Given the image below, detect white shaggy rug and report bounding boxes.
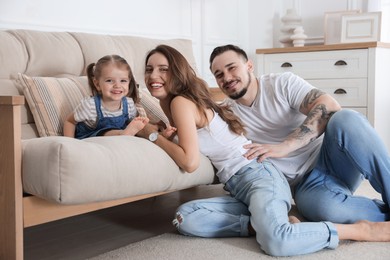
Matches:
[88,232,389,260]
[89,181,389,260]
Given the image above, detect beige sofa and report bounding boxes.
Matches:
[0,29,216,259]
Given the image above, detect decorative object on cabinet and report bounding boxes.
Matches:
[290,26,307,47]
[324,10,361,44]
[340,12,382,43]
[256,42,390,152]
[279,8,302,47]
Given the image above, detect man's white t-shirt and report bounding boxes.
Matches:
[226,72,322,186]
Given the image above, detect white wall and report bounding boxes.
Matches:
[0,0,387,87]
[0,0,193,37]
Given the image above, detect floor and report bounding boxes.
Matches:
[24,184,227,260]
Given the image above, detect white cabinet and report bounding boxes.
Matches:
[256,42,390,151]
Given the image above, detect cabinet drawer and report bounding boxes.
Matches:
[351,107,367,116]
[262,49,368,79]
[308,79,367,107]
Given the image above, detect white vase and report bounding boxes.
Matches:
[290,26,307,47]
[279,8,302,47]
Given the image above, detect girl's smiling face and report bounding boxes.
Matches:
[94,63,130,107]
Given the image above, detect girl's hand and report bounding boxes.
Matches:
[123,117,149,136]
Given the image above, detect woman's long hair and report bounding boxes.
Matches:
[145,45,245,135]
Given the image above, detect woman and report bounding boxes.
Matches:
[137,44,390,257]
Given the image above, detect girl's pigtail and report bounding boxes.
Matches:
[86,63,97,96]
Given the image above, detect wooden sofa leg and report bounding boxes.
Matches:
[0,96,24,260]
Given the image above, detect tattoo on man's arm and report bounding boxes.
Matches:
[300,104,336,143]
[296,124,313,139]
[315,103,336,122]
[301,89,325,111]
[291,89,337,145]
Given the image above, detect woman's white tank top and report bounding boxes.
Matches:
[197,113,253,183]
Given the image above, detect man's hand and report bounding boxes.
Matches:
[243,142,292,162]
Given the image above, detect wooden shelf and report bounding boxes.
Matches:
[209,87,226,102]
[256,42,390,54]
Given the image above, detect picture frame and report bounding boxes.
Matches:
[324,10,361,45]
[340,12,382,43]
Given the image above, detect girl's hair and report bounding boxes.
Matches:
[86,54,139,103]
[145,45,245,135]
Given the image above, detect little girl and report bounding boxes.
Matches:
[63,54,149,139]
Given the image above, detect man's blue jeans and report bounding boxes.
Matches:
[174,161,338,256]
[295,109,390,223]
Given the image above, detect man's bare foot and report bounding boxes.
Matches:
[356,220,390,242]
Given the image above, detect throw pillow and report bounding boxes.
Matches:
[19,73,91,137]
[139,89,169,126]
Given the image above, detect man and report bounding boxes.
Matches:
[209,44,390,224]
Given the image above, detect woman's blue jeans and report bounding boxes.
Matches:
[295,109,390,223]
[174,161,338,256]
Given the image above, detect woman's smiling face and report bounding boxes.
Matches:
[145,52,170,100]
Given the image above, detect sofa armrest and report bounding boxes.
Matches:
[0,95,24,260]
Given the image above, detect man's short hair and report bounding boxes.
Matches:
[209,44,248,69]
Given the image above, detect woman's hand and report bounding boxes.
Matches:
[161,125,177,139]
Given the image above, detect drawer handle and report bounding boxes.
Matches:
[334,60,347,66]
[281,62,292,67]
[334,88,347,94]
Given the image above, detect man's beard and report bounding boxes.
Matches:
[228,72,251,100]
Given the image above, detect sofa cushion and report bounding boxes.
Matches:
[0,31,28,78]
[19,73,91,137]
[22,136,215,204]
[9,30,84,76]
